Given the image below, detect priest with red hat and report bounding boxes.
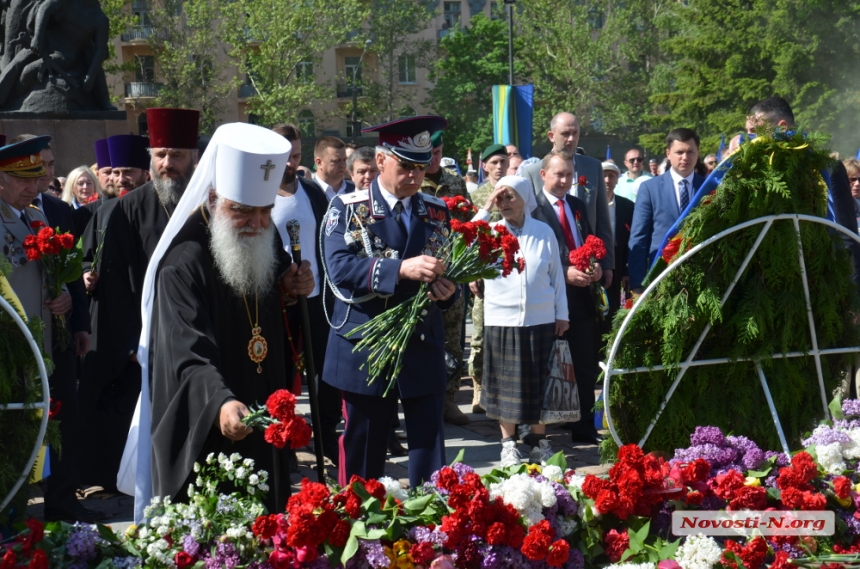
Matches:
[78,108,200,491]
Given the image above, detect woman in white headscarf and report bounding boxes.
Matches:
[469,175,568,467]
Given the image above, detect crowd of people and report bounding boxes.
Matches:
[2,95,859,525]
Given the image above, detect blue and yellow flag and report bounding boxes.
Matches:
[492,84,534,159]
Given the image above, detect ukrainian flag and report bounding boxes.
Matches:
[492,84,534,159]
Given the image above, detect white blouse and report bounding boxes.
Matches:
[472,211,568,327]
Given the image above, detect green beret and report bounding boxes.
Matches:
[430,130,444,148]
[481,143,506,161]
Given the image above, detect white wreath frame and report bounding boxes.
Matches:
[601,214,860,455]
[0,294,50,512]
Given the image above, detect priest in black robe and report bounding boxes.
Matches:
[146,123,311,513]
[79,110,201,490]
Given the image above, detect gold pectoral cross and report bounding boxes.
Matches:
[261,160,276,181]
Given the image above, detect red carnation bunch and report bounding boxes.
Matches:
[439,470,526,554]
[243,389,311,450]
[603,528,629,562]
[722,537,768,569]
[776,451,826,510]
[521,520,569,567]
[834,476,852,499]
[581,444,669,520]
[21,221,82,347]
[569,234,607,273]
[442,195,478,223]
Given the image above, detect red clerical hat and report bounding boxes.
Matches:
[146,108,200,149]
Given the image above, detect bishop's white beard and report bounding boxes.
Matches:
[209,208,278,297]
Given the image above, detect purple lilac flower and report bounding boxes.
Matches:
[480,545,506,569]
[182,534,201,557]
[714,463,746,476]
[769,540,804,559]
[727,435,765,471]
[834,419,860,429]
[451,462,475,478]
[409,526,434,543]
[490,546,530,569]
[69,561,87,569]
[701,495,727,510]
[361,540,389,569]
[840,510,860,536]
[206,542,240,569]
[552,482,577,517]
[112,557,141,569]
[565,548,585,569]
[843,399,860,418]
[66,523,105,560]
[673,444,738,469]
[689,426,728,447]
[802,426,852,447]
[764,451,790,467]
[652,501,674,537]
[248,563,274,569]
[306,556,330,569]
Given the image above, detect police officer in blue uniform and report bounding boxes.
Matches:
[321,116,458,487]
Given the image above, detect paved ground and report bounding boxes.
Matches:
[26,319,608,533]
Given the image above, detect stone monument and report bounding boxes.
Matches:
[0,0,127,169]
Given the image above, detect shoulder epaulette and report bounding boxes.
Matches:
[339,190,369,205]
[420,193,446,208]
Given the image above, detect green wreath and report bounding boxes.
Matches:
[602,131,860,460]
[0,257,58,527]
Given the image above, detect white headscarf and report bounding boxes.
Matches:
[495,174,537,214]
[116,123,291,523]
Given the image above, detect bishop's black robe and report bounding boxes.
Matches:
[78,183,174,489]
[150,207,293,513]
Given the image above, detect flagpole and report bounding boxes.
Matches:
[505,0,515,85]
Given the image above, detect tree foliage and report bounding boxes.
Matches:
[427,13,522,163]
[222,0,366,127]
[147,0,236,134]
[353,0,436,127]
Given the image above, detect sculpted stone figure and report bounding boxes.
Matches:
[0,0,115,112]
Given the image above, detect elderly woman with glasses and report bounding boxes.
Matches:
[469,175,569,467]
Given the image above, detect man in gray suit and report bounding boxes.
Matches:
[521,112,615,288]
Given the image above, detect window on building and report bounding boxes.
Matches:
[344,56,363,95]
[135,55,155,83]
[587,7,605,29]
[490,1,503,20]
[346,112,362,138]
[443,2,461,29]
[296,61,314,84]
[298,110,315,137]
[398,54,416,84]
[132,0,152,27]
[138,113,148,136]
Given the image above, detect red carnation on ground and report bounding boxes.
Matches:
[546,539,570,567]
[603,528,629,562]
[834,476,852,499]
[28,550,48,569]
[0,550,15,569]
[683,458,711,483]
[521,520,554,561]
[252,514,279,540]
[411,541,436,565]
[174,551,195,569]
[713,470,745,500]
[770,551,793,569]
[436,466,459,492]
[328,519,350,548]
[685,490,704,506]
[728,485,767,510]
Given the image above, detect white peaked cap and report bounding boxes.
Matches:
[213,123,291,207]
[117,122,291,523]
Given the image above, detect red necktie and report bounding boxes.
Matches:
[556,199,576,251]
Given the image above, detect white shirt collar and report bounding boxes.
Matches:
[377,182,413,213]
[669,168,694,188]
[314,174,347,198]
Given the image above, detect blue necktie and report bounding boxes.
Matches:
[679,179,689,211]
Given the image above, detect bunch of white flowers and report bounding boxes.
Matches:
[541,465,564,482]
[802,425,860,473]
[674,534,723,569]
[488,473,557,526]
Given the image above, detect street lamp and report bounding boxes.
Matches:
[504,0,515,85]
[351,38,372,141]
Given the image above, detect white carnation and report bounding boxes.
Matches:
[842,428,860,460]
[230,453,242,463]
[379,476,408,501]
[258,482,269,492]
[206,453,215,464]
[675,534,723,569]
[243,458,255,467]
[489,473,557,525]
[817,442,847,473]
[193,463,201,473]
[235,467,247,479]
[249,474,260,485]
[566,474,586,489]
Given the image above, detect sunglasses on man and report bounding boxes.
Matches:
[627,157,644,163]
[393,156,427,171]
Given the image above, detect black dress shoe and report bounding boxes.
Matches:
[569,432,603,446]
[44,502,112,524]
[388,435,408,457]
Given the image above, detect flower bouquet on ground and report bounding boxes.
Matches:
[347,217,523,396]
[21,221,82,348]
[242,389,312,450]
[569,234,609,319]
[123,452,272,568]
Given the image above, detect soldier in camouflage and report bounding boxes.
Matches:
[466,144,509,414]
[420,130,471,425]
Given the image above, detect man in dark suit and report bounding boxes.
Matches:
[521,112,615,291]
[532,151,603,445]
[628,128,705,291]
[601,160,634,328]
[321,116,458,487]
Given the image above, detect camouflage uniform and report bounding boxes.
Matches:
[420,168,470,402]
[466,180,502,409]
